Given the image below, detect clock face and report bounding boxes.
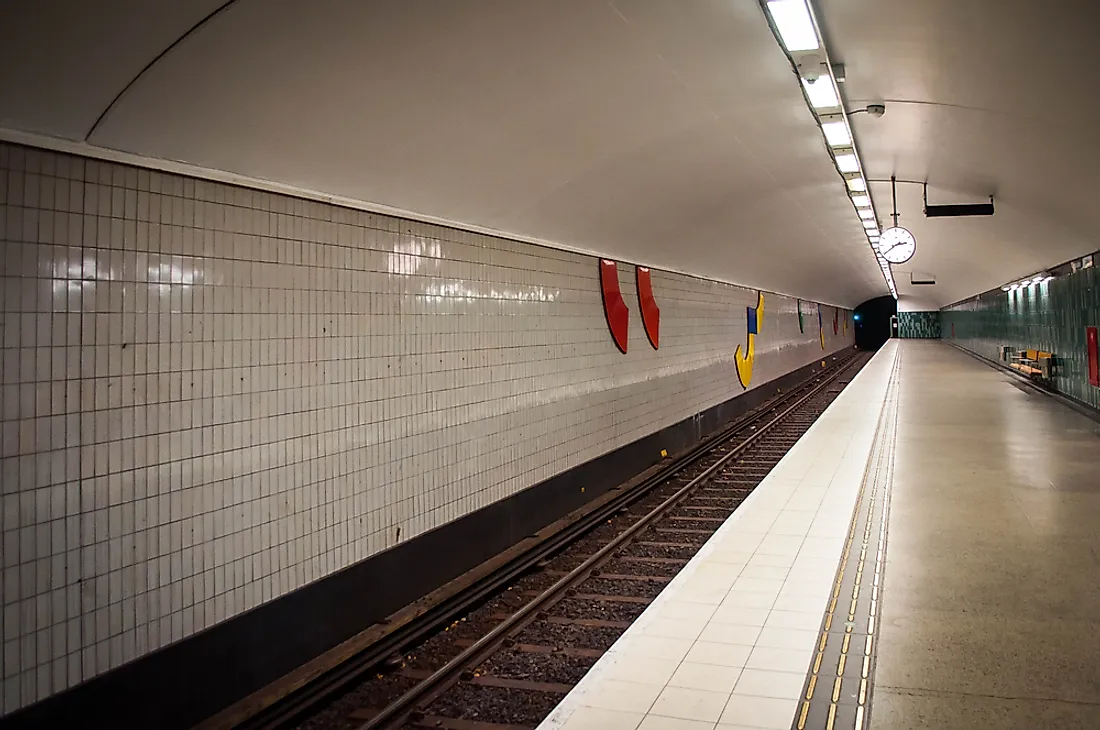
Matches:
[876,226,916,264]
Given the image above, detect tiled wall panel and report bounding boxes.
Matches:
[942,267,1100,410]
[0,142,853,714]
[898,311,941,338]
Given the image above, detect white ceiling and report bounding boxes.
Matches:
[821,0,1100,307]
[29,1,1100,309]
[0,0,890,307]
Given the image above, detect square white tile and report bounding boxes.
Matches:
[684,641,753,668]
[731,668,807,699]
[580,679,663,713]
[558,705,645,730]
[668,661,744,694]
[698,622,761,646]
[637,715,715,730]
[745,645,814,674]
[753,627,818,651]
[650,685,731,723]
[719,694,800,729]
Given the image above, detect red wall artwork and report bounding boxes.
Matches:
[1088,326,1099,387]
[600,259,629,353]
[636,266,660,349]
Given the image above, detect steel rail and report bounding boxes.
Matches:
[232,352,858,730]
[357,354,865,730]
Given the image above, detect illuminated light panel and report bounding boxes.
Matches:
[802,75,840,108]
[835,153,859,173]
[765,0,892,297]
[822,120,851,146]
[767,0,820,52]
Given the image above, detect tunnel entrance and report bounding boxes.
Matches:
[855,296,898,351]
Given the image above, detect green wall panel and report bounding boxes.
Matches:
[898,311,941,338]
[941,266,1100,410]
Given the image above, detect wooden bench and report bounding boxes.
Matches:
[1008,349,1053,379]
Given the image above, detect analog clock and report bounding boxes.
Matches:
[877,226,916,264]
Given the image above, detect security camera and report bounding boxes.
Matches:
[797,55,825,84]
[866,103,886,118]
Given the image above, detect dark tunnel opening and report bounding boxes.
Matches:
[854,295,898,351]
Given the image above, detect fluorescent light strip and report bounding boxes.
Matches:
[822,121,851,146]
[802,76,840,108]
[765,0,893,296]
[767,0,820,52]
[835,153,860,173]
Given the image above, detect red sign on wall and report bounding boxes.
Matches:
[1087,326,1099,387]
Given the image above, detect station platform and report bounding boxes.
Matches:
[536,341,1100,730]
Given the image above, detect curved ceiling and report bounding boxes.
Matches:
[11,1,1099,309]
[0,0,890,307]
[820,0,1100,307]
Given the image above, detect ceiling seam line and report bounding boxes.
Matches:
[83,0,244,142]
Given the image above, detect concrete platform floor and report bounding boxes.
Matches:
[872,341,1100,729]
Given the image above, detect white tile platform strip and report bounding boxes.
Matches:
[536,342,899,730]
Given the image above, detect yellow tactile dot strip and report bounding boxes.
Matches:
[794,355,899,730]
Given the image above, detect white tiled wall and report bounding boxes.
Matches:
[0,142,853,715]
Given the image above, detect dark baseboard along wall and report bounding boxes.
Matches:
[0,347,854,729]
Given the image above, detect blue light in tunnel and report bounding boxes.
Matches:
[853,314,861,321]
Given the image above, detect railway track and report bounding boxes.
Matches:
[236,350,871,730]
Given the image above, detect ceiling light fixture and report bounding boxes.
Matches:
[835,153,860,173]
[821,120,851,146]
[802,76,840,108]
[766,0,820,52]
[762,0,894,298]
